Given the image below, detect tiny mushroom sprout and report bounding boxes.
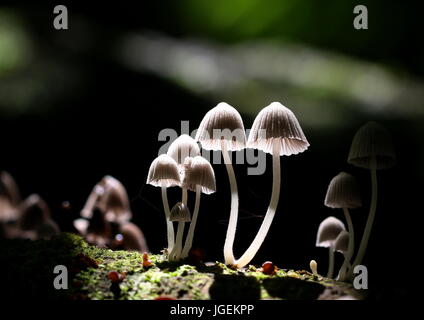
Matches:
[235,101,309,269]
[195,102,246,265]
[169,202,191,261]
[147,154,181,251]
[316,216,345,279]
[81,175,132,224]
[334,230,350,281]
[324,171,361,279]
[180,155,216,258]
[347,121,396,278]
[309,260,318,276]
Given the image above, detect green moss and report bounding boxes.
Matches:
[0,233,363,300]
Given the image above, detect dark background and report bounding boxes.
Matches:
[1,1,423,299]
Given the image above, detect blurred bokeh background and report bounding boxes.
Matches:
[1,1,422,299]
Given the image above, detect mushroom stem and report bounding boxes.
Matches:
[161,187,175,251]
[170,222,185,261]
[327,247,335,279]
[349,157,377,278]
[338,207,354,281]
[222,141,239,265]
[235,139,281,268]
[181,185,201,258]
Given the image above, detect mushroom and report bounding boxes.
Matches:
[195,102,246,265]
[334,230,350,281]
[324,172,361,278]
[82,208,112,248]
[309,260,318,276]
[235,102,309,268]
[81,176,132,224]
[180,156,216,258]
[147,154,181,251]
[115,222,149,252]
[0,171,22,222]
[316,216,345,279]
[347,121,396,276]
[168,202,191,261]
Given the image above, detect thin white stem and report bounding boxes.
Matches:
[235,140,281,269]
[348,157,377,279]
[181,185,201,258]
[339,207,355,281]
[327,247,335,279]
[161,187,175,251]
[170,221,185,261]
[338,254,349,281]
[222,141,239,265]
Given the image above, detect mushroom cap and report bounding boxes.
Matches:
[118,222,149,252]
[182,156,216,194]
[167,134,201,165]
[74,218,89,235]
[324,172,362,209]
[169,202,191,222]
[334,230,349,254]
[97,176,132,224]
[147,154,181,188]
[247,102,309,156]
[348,121,396,169]
[316,216,345,248]
[195,102,246,151]
[18,194,51,231]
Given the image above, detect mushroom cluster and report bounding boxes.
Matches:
[317,121,396,281]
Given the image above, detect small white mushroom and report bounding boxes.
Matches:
[316,216,345,279]
[195,102,246,265]
[147,154,181,251]
[309,259,318,276]
[235,102,309,268]
[169,202,191,261]
[347,121,396,278]
[180,156,216,258]
[325,172,361,280]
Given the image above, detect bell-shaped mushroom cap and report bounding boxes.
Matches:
[195,102,246,151]
[0,171,22,221]
[182,156,216,194]
[118,222,149,252]
[316,216,345,248]
[167,134,200,165]
[334,230,349,254]
[147,154,181,188]
[97,176,132,223]
[324,172,362,209]
[348,121,396,169]
[18,194,51,231]
[169,202,191,222]
[248,102,309,156]
[74,218,90,235]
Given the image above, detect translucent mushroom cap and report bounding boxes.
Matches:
[195,102,246,151]
[247,102,309,156]
[324,172,362,209]
[348,121,396,170]
[316,216,345,248]
[18,194,51,231]
[97,176,132,224]
[182,156,216,194]
[169,202,191,222]
[0,171,22,222]
[147,154,181,188]
[334,230,349,254]
[167,134,201,165]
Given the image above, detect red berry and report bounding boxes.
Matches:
[107,271,121,283]
[261,261,276,275]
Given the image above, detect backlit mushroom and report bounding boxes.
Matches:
[334,230,350,281]
[324,172,361,278]
[195,102,246,265]
[180,156,216,258]
[0,171,22,223]
[316,216,345,279]
[147,154,181,251]
[235,102,309,268]
[347,121,396,276]
[169,202,191,261]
